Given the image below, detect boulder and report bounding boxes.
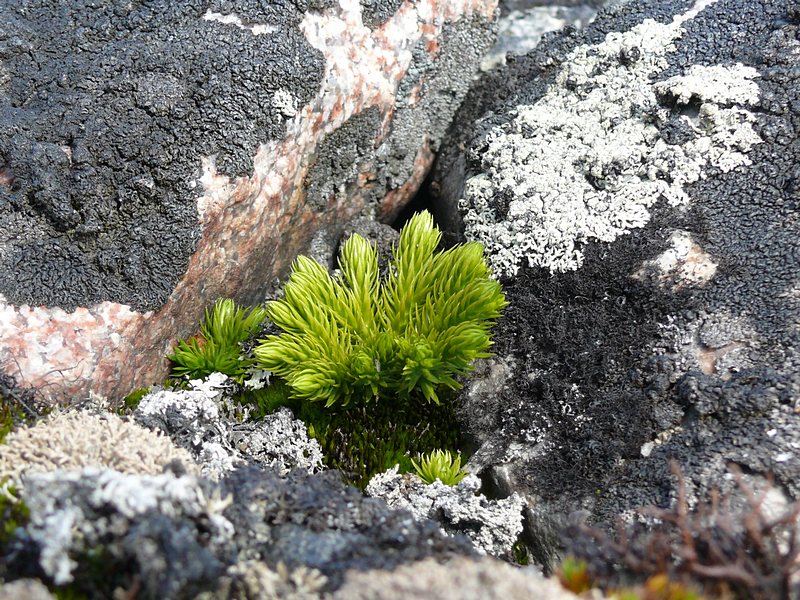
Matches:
[6,465,475,597]
[431,0,800,566]
[332,556,579,600]
[0,0,497,403]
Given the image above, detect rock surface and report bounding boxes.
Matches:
[431,0,800,567]
[366,467,525,558]
[134,373,324,479]
[6,466,475,597]
[332,556,580,600]
[0,0,498,403]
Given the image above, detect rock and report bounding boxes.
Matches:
[134,373,324,479]
[16,468,232,592]
[332,555,580,600]
[0,0,498,404]
[7,465,476,597]
[221,467,476,589]
[481,1,603,71]
[0,579,55,600]
[431,0,800,568]
[0,409,198,490]
[366,467,525,558]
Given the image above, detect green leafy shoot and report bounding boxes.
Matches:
[117,387,151,415]
[256,211,506,407]
[411,449,467,486]
[558,557,593,595]
[168,298,267,383]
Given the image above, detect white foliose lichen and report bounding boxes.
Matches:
[135,374,323,480]
[22,468,234,585]
[461,3,762,276]
[366,467,525,557]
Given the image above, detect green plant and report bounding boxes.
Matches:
[117,387,151,414]
[0,403,14,444]
[558,556,593,595]
[168,298,267,383]
[243,379,296,420]
[411,449,467,486]
[512,539,530,566]
[306,400,460,490]
[256,211,506,407]
[0,482,29,551]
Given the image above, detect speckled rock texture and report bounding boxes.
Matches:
[429,0,800,568]
[481,0,604,71]
[0,0,498,404]
[366,467,525,558]
[4,466,475,598]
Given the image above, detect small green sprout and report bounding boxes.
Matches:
[256,211,506,407]
[167,298,267,383]
[558,557,593,595]
[411,449,467,486]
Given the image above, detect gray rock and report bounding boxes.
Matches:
[333,555,579,600]
[220,467,477,589]
[0,0,499,405]
[482,2,602,71]
[10,465,476,598]
[431,0,800,570]
[366,468,526,558]
[19,467,232,594]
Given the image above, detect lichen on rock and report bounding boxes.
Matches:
[134,373,323,479]
[460,5,763,277]
[20,467,233,589]
[366,467,525,558]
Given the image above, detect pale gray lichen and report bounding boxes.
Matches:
[135,374,323,479]
[366,468,525,558]
[461,3,762,276]
[21,467,234,585]
[229,408,324,477]
[332,555,579,600]
[0,410,198,491]
[0,579,55,600]
[200,560,327,600]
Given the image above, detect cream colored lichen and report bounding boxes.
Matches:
[0,410,199,491]
[200,560,328,600]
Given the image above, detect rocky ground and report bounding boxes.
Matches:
[3,0,800,598]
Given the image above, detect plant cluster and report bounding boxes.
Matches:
[255,211,506,407]
[298,399,460,490]
[411,449,467,486]
[164,212,504,487]
[167,298,267,383]
[566,464,800,599]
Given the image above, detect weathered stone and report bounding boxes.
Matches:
[333,556,580,600]
[431,0,800,568]
[366,467,525,558]
[8,465,475,597]
[0,0,498,404]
